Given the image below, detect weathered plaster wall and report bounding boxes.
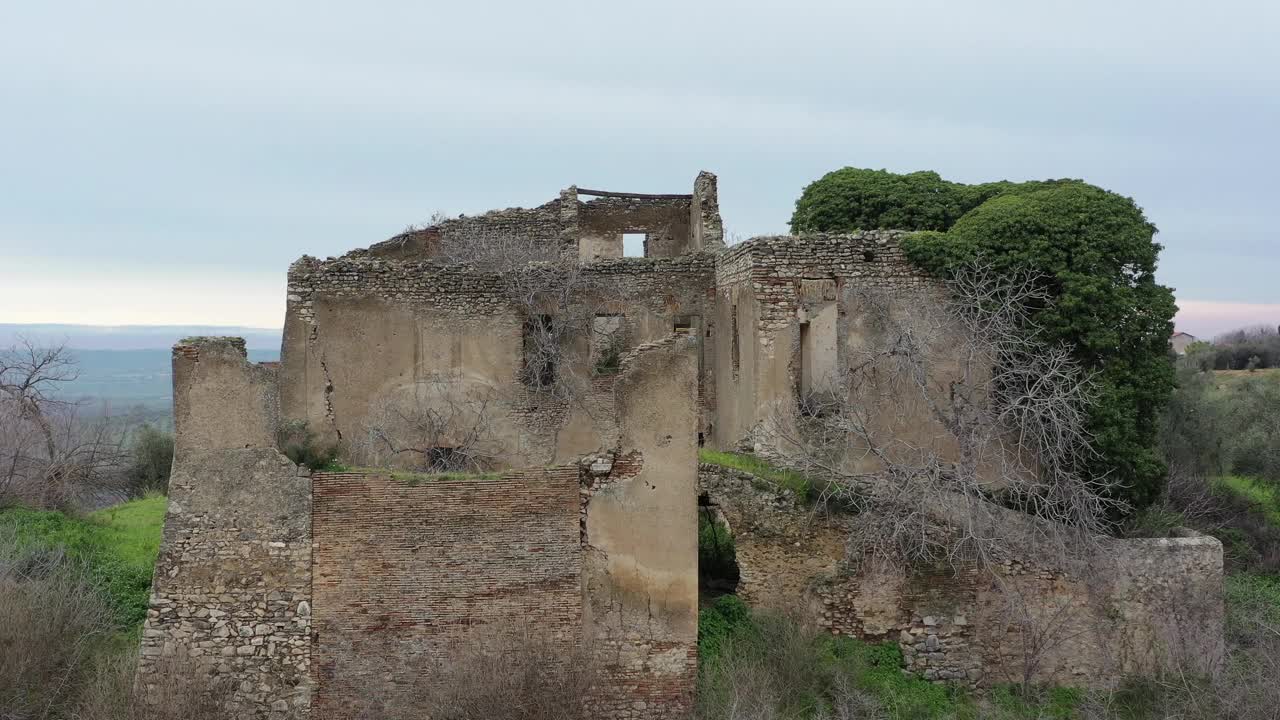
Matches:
[143,339,311,718]
[310,468,582,719]
[172,337,279,454]
[699,463,1225,689]
[971,533,1224,686]
[582,335,700,718]
[281,253,717,468]
[280,257,556,468]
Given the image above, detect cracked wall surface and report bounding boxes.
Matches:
[709,231,933,452]
[279,253,716,466]
[583,335,700,718]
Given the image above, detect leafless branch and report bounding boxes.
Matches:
[758,261,1121,575]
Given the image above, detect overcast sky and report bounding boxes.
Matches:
[1,0,1276,337]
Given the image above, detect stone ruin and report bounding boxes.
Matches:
[140,172,1223,718]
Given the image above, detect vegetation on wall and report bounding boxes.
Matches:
[791,168,1177,512]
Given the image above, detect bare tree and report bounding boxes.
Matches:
[359,372,503,473]
[0,340,129,508]
[0,339,78,465]
[759,263,1120,574]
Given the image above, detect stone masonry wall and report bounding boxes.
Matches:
[698,463,1224,690]
[579,196,692,259]
[710,231,938,451]
[172,337,279,454]
[280,252,718,459]
[142,338,312,718]
[355,195,575,261]
[310,468,582,719]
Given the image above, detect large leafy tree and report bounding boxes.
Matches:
[791,169,1177,511]
[790,168,1000,233]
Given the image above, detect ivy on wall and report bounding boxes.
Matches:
[791,168,1177,512]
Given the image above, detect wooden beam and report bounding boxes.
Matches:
[576,188,693,200]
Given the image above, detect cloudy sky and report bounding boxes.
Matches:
[1,0,1276,337]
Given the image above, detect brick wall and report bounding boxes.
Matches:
[310,468,582,719]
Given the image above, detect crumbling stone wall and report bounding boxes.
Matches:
[709,231,933,450]
[579,196,692,259]
[352,173,722,264]
[146,177,1222,717]
[690,170,724,252]
[142,339,312,718]
[699,463,1224,689]
[357,190,577,262]
[310,468,582,718]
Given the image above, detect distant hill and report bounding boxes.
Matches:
[0,324,281,351]
[1,324,283,414]
[63,348,280,413]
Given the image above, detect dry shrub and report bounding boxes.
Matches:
[419,625,595,720]
[0,529,232,720]
[1079,579,1280,720]
[69,652,234,720]
[0,537,113,720]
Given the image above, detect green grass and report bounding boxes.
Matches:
[699,449,813,502]
[697,595,1080,719]
[0,495,167,629]
[1224,572,1280,632]
[1215,475,1280,526]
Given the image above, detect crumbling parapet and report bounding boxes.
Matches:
[691,170,724,251]
[172,337,279,454]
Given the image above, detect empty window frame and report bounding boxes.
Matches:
[622,233,647,257]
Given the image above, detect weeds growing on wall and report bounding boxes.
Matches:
[276,419,342,471]
[699,449,813,502]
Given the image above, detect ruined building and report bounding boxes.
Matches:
[142,172,1223,718]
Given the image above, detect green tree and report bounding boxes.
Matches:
[790,168,1177,511]
[904,182,1176,510]
[789,168,999,233]
[125,425,174,496]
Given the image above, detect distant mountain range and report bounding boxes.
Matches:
[1,324,283,412]
[0,323,282,351]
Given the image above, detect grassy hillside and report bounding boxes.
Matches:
[0,495,166,628]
